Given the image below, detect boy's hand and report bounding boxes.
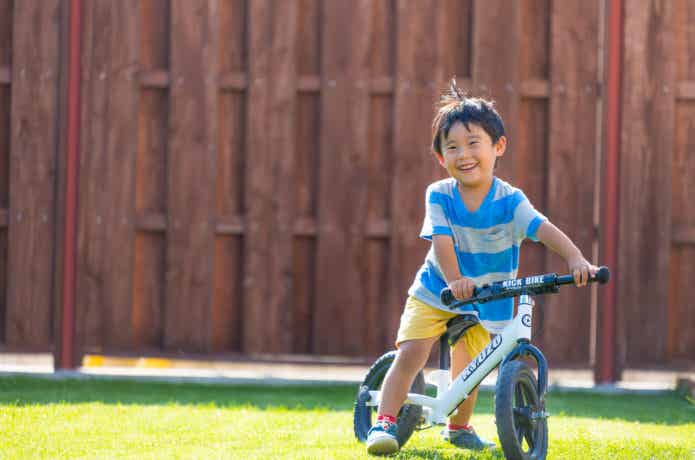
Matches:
[448,277,476,300]
[567,255,599,287]
[537,222,600,287]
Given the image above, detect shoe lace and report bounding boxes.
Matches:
[374,419,395,431]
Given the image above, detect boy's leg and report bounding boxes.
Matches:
[449,339,478,426]
[367,296,452,455]
[367,336,436,455]
[378,297,453,419]
[445,324,496,450]
[377,336,438,417]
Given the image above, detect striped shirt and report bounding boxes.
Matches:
[408,176,546,334]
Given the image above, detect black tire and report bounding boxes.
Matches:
[353,351,425,448]
[495,360,548,460]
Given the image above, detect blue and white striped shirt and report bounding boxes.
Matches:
[408,177,546,333]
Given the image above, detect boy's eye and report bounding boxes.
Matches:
[469,141,478,146]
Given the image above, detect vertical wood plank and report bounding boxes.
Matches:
[291,237,314,353]
[472,0,520,183]
[292,0,321,354]
[212,235,242,351]
[132,233,164,348]
[363,0,394,355]
[101,2,139,348]
[75,0,101,351]
[216,92,245,220]
[516,99,549,345]
[140,0,169,70]
[243,0,299,354]
[76,1,139,350]
[133,0,169,348]
[165,0,218,351]
[266,0,298,353]
[619,0,674,364]
[674,0,695,83]
[292,95,318,352]
[0,0,12,71]
[216,0,246,220]
[544,0,599,365]
[0,226,5,345]
[213,88,245,352]
[6,0,60,347]
[515,0,550,348]
[214,89,244,351]
[365,93,392,355]
[133,89,168,348]
[242,0,272,355]
[438,0,473,80]
[668,0,695,362]
[212,0,247,353]
[388,1,444,352]
[312,0,372,355]
[0,0,12,345]
[292,90,321,353]
[511,2,549,328]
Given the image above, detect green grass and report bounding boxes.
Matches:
[0,376,693,459]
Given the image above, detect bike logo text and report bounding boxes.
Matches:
[501,275,544,289]
[460,335,503,382]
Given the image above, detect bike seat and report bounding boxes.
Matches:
[444,314,480,347]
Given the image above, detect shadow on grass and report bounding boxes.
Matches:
[0,376,692,426]
[399,447,504,459]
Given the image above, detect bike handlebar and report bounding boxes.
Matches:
[440,266,610,308]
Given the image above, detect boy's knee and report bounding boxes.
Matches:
[395,339,434,372]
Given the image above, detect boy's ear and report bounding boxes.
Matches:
[494,136,507,157]
[434,152,445,166]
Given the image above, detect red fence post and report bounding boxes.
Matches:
[596,0,623,384]
[57,0,82,370]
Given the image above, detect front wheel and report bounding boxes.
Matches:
[353,350,425,449]
[495,360,548,460]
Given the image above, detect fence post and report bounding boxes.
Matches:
[596,0,622,384]
[57,0,82,370]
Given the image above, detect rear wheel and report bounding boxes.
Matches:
[353,351,425,448]
[495,360,548,460]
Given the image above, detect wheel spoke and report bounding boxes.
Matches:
[514,406,533,425]
[524,426,535,451]
[516,424,525,443]
[515,384,525,406]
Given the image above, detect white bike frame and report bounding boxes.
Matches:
[365,294,535,425]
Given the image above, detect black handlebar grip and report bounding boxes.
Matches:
[593,266,610,284]
[440,288,456,306]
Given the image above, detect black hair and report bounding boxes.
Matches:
[431,79,506,156]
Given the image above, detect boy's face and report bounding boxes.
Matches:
[436,122,506,190]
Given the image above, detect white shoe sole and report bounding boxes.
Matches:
[366,434,399,455]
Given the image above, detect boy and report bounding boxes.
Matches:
[366,82,598,455]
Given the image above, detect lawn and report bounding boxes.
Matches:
[0,376,693,459]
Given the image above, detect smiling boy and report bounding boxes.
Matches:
[366,82,598,455]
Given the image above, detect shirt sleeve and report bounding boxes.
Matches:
[419,185,454,240]
[513,191,547,242]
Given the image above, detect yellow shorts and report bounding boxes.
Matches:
[396,296,490,358]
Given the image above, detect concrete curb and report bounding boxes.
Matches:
[0,368,677,396]
[0,353,689,396]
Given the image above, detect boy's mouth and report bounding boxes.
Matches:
[457,162,478,172]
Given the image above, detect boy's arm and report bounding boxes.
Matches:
[536,220,598,286]
[432,235,475,300]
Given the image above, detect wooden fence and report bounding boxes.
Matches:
[0,0,693,370]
